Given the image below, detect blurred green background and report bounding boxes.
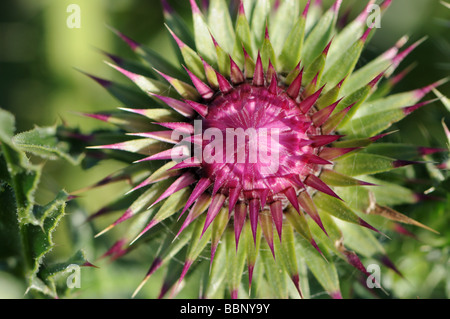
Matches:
[0,0,449,298]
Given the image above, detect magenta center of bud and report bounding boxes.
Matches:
[199,83,322,202]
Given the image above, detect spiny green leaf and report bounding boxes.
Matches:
[26,276,57,298]
[333,79,376,128]
[340,108,408,137]
[260,210,275,255]
[82,72,155,107]
[158,224,193,266]
[81,111,157,133]
[0,108,16,143]
[296,253,310,299]
[166,26,207,82]
[131,221,194,299]
[211,207,229,258]
[0,109,91,299]
[1,143,41,225]
[25,192,67,296]
[242,0,256,18]
[363,143,443,160]
[0,182,21,260]
[85,189,144,223]
[39,249,90,285]
[158,248,189,298]
[316,76,345,109]
[260,31,277,70]
[433,88,450,112]
[334,220,385,258]
[32,190,69,226]
[354,86,434,119]
[122,207,161,245]
[89,138,165,156]
[334,186,371,214]
[314,192,367,227]
[309,211,342,255]
[162,1,195,49]
[120,107,183,122]
[277,222,298,279]
[320,169,371,187]
[304,1,322,33]
[149,187,190,226]
[275,222,303,298]
[186,214,212,263]
[158,70,201,101]
[303,42,328,86]
[136,45,187,80]
[107,62,175,97]
[367,203,438,234]
[260,242,288,299]
[134,161,178,189]
[285,206,314,244]
[214,40,231,77]
[0,109,42,182]
[340,47,396,98]
[204,241,227,298]
[112,178,174,233]
[363,176,418,207]
[245,219,261,292]
[326,0,387,74]
[107,27,186,80]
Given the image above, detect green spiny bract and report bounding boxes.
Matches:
[77,0,447,299]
